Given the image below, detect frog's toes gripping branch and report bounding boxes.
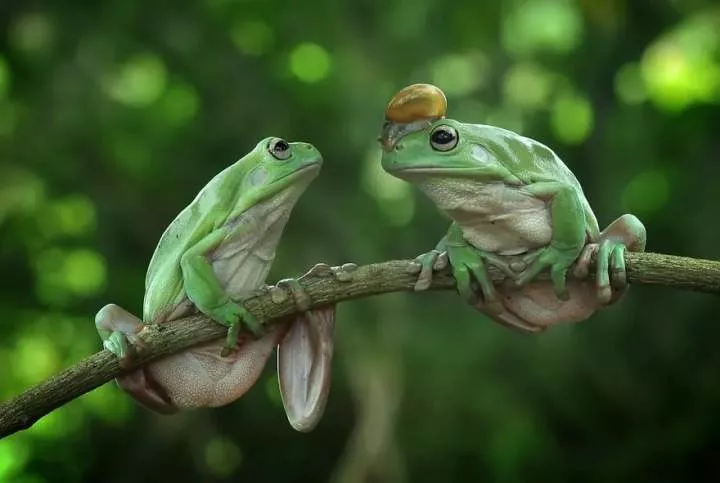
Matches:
[573,214,647,305]
[94,304,178,414]
[414,250,449,291]
[270,262,356,432]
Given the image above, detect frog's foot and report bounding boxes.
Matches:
[205,301,262,358]
[573,214,647,306]
[268,262,358,308]
[95,304,146,365]
[445,243,504,314]
[414,250,449,291]
[514,242,584,301]
[94,304,178,414]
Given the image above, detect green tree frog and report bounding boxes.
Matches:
[379,84,647,331]
[95,137,334,432]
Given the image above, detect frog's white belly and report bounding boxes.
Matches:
[417,178,552,254]
[214,191,297,295]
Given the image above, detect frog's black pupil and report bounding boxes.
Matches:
[432,129,455,144]
[274,140,289,152]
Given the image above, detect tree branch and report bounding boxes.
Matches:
[2,251,719,439]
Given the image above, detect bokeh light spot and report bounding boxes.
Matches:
[289,43,331,83]
[0,439,30,480]
[37,195,97,238]
[614,63,647,105]
[204,437,243,477]
[503,62,555,109]
[502,0,584,56]
[9,12,54,56]
[231,21,274,56]
[641,40,720,112]
[550,92,594,144]
[62,249,107,296]
[104,54,168,107]
[157,81,200,128]
[622,170,669,214]
[15,334,60,383]
[430,53,488,97]
[33,248,107,304]
[0,168,45,223]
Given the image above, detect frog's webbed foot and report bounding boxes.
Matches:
[572,214,647,306]
[272,263,354,432]
[94,304,177,414]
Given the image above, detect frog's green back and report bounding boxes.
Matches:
[142,165,239,323]
[469,124,600,236]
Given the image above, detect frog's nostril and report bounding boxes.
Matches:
[395,144,404,151]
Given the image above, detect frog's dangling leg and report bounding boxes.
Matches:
[572,214,646,306]
[271,263,350,432]
[472,302,545,333]
[94,304,178,414]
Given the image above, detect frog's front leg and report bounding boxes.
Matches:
[514,181,587,299]
[270,263,354,432]
[415,223,517,314]
[573,214,646,305]
[94,304,178,414]
[181,228,262,356]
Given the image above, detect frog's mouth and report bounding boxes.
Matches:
[385,165,486,178]
[272,161,322,188]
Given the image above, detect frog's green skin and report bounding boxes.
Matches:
[381,119,647,331]
[95,137,334,432]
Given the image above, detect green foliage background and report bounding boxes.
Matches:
[1,0,720,481]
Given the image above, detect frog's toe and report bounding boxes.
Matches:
[95,303,144,364]
[595,239,615,305]
[550,265,571,301]
[414,250,442,291]
[610,244,627,290]
[103,331,131,359]
[219,304,263,357]
[572,243,598,280]
[275,278,311,311]
[514,258,548,287]
[452,264,475,302]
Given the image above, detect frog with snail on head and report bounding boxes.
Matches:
[379,84,647,331]
[95,137,342,432]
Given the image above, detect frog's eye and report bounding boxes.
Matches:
[268,138,292,160]
[429,126,459,152]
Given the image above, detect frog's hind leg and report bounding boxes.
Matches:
[273,264,343,432]
[277,307,335,432]
[573,214,647,306]
[94,304,178,415]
